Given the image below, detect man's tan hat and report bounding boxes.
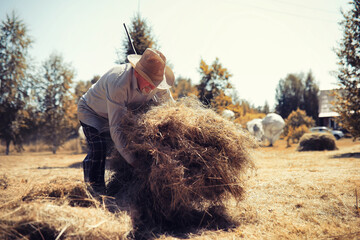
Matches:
[128,48,175,89]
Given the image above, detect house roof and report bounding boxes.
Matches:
[319,112,339,118]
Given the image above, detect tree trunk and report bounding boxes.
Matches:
[52,145,57,154]
[5,140,10,155]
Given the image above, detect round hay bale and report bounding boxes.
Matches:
[297,132,338,151]
[109,97,255,226]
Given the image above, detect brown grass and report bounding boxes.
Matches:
[0,154,132,239]
[0,139,359,239]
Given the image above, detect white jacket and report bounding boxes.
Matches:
[77,63,173,165]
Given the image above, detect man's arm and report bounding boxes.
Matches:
[153,88,175,103]
[105,70,138,167]
[106,97,137,166]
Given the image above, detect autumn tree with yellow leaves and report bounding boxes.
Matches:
[284,108,315,147]
[196,58,264,126]
[171,76,198,100]
[39,53,78,154]
[197,58,233,106]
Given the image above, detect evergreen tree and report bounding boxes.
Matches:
[334,0,360,139]
[39,53,78,154]
[275,71,319,120]
[275,73,304,118]
[0,12,33,154]
[262,101,270,114]
[303,71,319,123]
[117,14,157,64]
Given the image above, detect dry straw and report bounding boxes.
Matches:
[109,97,256,227]
[297,133,338,151]
[0,176,132,239]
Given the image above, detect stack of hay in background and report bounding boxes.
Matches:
[297,133,338,151]
[107,97,256,229]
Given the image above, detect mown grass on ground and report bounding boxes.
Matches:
[0,138,359,239]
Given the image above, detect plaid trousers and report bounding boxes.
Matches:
[80,122,112,188]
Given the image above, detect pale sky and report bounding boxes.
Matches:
[0,0,350,109]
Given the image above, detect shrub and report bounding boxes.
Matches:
[284,108,314,146]
[286,125,309,147]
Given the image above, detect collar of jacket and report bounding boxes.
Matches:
[131,66,157,100]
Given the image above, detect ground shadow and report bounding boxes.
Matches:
[67,162,82,168]
[130,206,237,240]
[332,152,360,159]
[35,161,116,169]
[32,162,82,170]
[104,171,238,240]
[103,198,238,240]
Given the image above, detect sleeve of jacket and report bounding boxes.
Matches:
[105,72,136,166]
[154,89,175,104]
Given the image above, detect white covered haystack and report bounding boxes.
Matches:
[221,109,235,120]
[261,113,285,146]
[246,118,264,141]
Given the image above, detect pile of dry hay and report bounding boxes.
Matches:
[297,133,338,151]
[108,97,255,228]
[0,176,132,240]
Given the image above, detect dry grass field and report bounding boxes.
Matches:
[0,138,359,239]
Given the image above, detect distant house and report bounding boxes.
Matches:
[318,90,340,129]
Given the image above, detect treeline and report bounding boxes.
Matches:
[0,12,319,154]
[0,12,82,154]
[0,12,269,155]
[2,0,360,154]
